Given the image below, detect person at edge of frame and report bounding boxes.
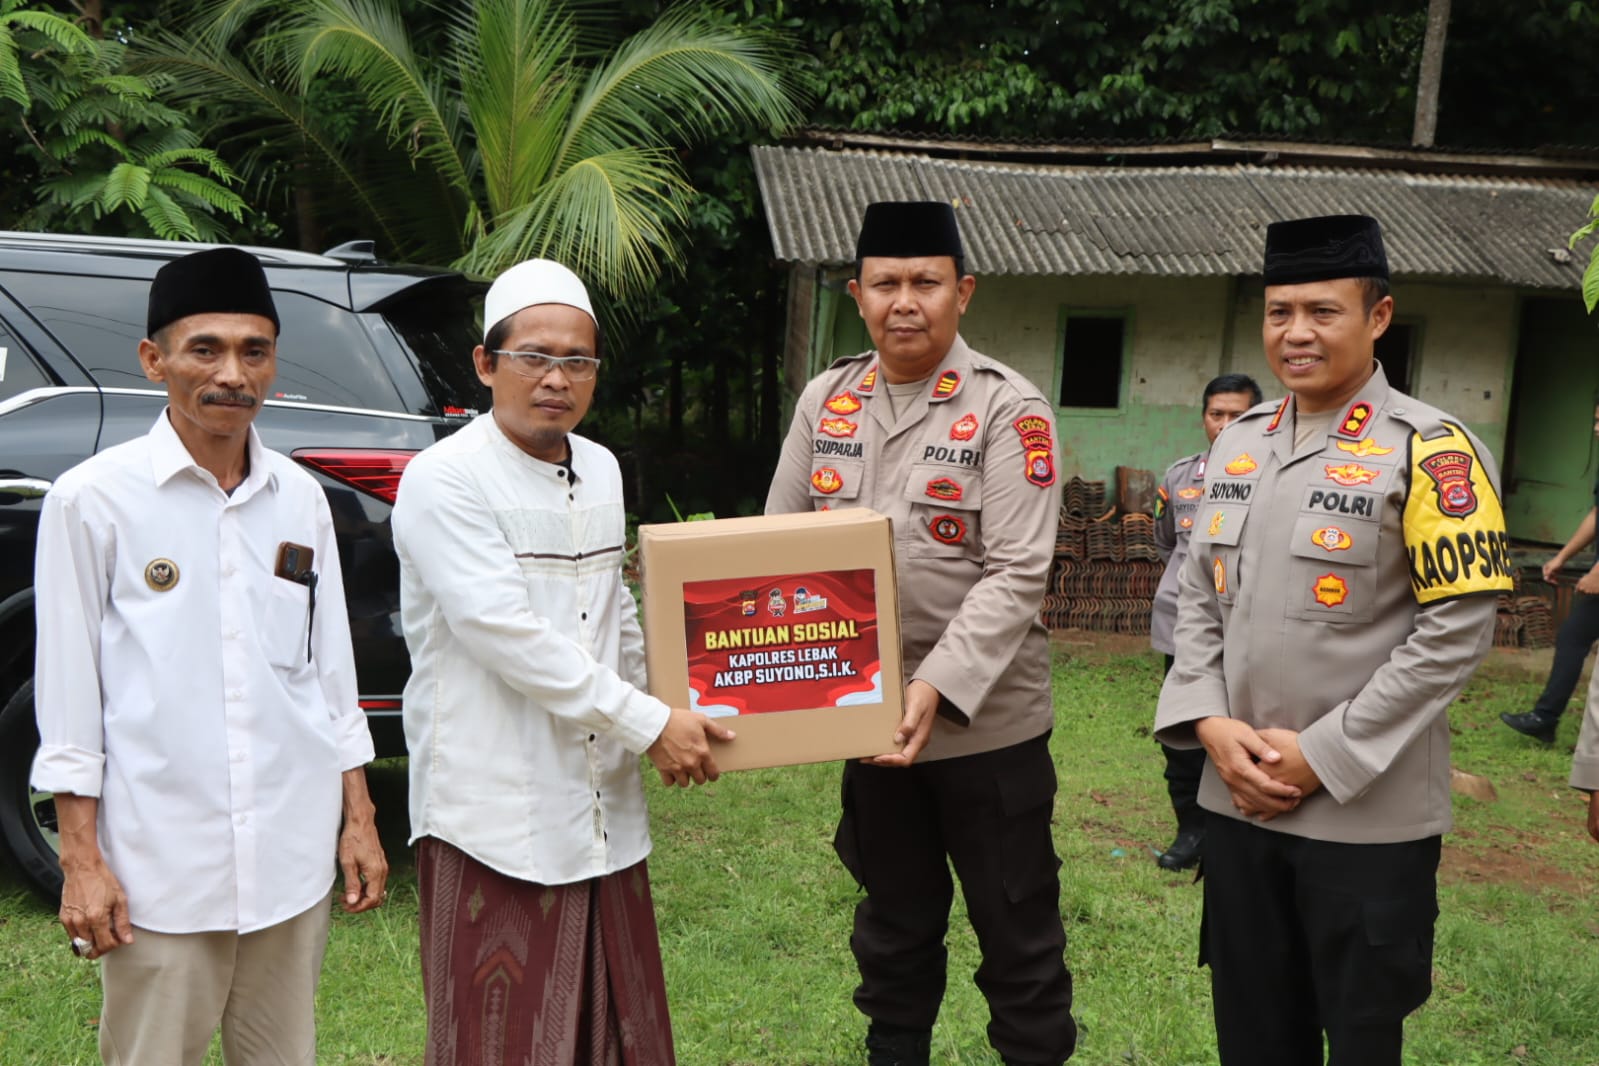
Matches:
[1155,214,1512,1066]
[1150,372,1264,872]
[765,200,1076,1066]
[31,246,388,1066]
[391,257,733,1065]
[1501,399,1599,744]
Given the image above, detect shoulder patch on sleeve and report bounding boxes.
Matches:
[1403,424,1514,604]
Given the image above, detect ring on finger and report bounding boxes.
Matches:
[70,936,93,958]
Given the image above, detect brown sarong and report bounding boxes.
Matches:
[416,837,676,1066]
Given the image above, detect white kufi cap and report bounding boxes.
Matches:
[482,259,596,341]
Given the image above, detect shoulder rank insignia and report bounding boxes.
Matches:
[811,467,843,494]
[1265,397,1289,433]
[930,370,961,401]
[825,391,863,416]
[1312,573,1349,607]
[1311,526,1352,552]
[144,557,180,592]
[950,412,979,441]
[1419,450,1479,517]
[1338,401,1373,438]
[1224,454,1257,476]
[1324,463,1379,487]
[930,514,966,545]
[818,417,858,438]
[1336,437,1394,458]
[857,365,878,393]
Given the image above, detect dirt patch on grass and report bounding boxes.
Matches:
[1440,831,1589,895]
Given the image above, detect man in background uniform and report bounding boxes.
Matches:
[1501,400,1599,744]
[1156,215,1511,1065]
[766,201,1075,1066]
[1150,373,1262,871]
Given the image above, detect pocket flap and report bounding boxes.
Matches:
[1289,513,1380,566]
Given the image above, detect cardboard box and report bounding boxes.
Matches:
[639,509,904,771]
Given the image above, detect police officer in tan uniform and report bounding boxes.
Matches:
[1151,373,1262,871]
[766,201,1075,1066]
[1156,215,1511,1066]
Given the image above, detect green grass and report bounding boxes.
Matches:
[3,641,1599,1065]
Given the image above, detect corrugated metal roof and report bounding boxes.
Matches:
[751,146,1597,289]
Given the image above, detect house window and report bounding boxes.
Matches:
[1058,313,1126,409]
[1376,322,1418,393]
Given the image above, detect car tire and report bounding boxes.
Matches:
[0,678,64,899]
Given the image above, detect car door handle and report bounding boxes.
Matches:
[0,477,52,500]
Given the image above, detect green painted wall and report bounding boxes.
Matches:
[1503,297,1599,545]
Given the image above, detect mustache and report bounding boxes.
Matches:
[201,390,258,407]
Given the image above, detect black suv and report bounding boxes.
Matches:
[0,232,485,897]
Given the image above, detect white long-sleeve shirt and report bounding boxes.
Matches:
[31,411,374,933]
[392,416,670,886]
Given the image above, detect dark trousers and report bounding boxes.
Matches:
[1201,814,1440,1066]
[1531,592,1599,722]
[834,733,1077,1064]
[1160,655,1206,828]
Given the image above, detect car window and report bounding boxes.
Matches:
[0,321,55,402]
[380,280,488,415]
[0,271,406,412]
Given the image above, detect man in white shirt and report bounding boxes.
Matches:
[31,246,388,1066]
[394,258,730,1064]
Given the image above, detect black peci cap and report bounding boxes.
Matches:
[854,201,965,263]
[147,247,281,338]
[1262,214,1389,286]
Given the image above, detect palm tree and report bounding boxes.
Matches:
[141,0,801,301]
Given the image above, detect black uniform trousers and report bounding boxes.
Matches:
[1160,655,1206,828]
[834,731,1076,1064]
[1201,813,1441,1066]
[1530,591,1599,723]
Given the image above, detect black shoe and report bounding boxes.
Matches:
[1500,711,1558,745]
[1157,828,1204,871]
[866,1023,930,1066]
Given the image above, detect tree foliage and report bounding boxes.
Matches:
[775,0,1599,149]
[1,1,245,239]
[138,0,801,303]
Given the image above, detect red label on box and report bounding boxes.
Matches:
[682,568,881,716]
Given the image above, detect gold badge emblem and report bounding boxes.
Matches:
[1213,557,1227,595]
[1311,526,1352,552]
[1207,511,1226,536]
[1335,437,1394,457]
[1312,573,1349,607]
[144,558,179,592]
[1224,453,1258,476]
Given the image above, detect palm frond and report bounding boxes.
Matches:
[284,0,471,195]
[557,6,801,173]
[449,0,574,217]
[133,29,417,254]
[461,145,693,299]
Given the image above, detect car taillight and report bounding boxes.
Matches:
[292,449,415,504]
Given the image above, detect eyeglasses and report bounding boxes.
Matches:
[489,350,601,382]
